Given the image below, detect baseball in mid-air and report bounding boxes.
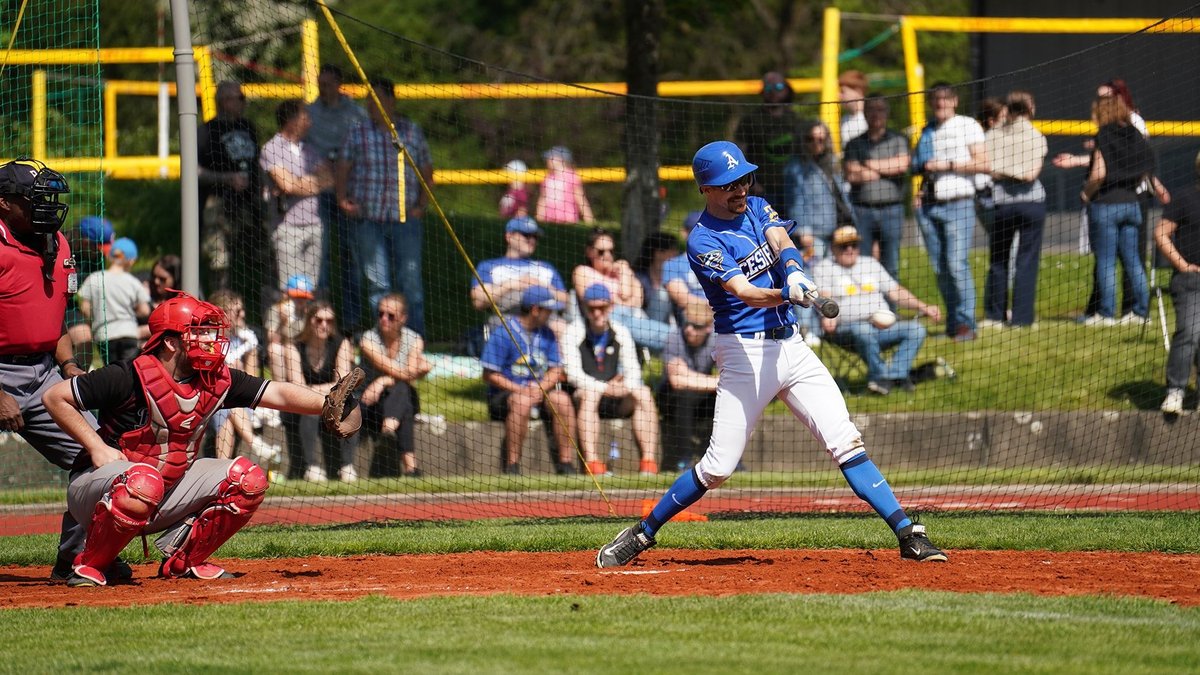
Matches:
[869,309,897,329]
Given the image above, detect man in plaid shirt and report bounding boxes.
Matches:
[335,76,434,336]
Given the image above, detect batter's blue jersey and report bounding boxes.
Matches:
[687,196,798,334]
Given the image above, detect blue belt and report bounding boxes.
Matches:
[736,325,796,340]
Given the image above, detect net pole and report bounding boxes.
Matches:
[169,0,201,295]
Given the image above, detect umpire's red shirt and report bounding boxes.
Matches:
[0,219,73,355]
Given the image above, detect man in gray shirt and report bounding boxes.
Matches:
[843,97,910,281]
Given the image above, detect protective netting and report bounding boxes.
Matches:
[3,1,1200,539]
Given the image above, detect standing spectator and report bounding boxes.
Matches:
[838,70,869,147]
[733,71,799,210]
[1155,150,1200,414]
[337,77,432,335]
[284,301,360,482]
[77,237,150,366]
[66,216,114,369]
[982,91,1048,329]
[0,158,107,582]
[787,121,850,259]
[843,97,910,281]
[261,99,330,295]
[470,216,569,320]
[915,84,990,341]
[535,146,594,225]
[1080,95,1156,325]
[499,159,530,219]
[562,284,660,476]
[812,226,942,395]
[360,292,431,477]
[632,231,680,328]
[307,64,369,329]
[206,290,280,469]
[480,286,578,475]
[657,303,717,472]
[572,228,670,353]
[663,210,710,324]
[198,80,265,321]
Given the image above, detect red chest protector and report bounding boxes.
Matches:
[118,354,231,489]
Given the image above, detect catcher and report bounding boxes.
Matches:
[42,291,362,586]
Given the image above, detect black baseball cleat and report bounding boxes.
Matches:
[596,523,656,568]
[52,557,134,583]
[898,523,947,562]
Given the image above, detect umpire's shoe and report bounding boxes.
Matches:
[897,523,948,562]
[596,523,656,568]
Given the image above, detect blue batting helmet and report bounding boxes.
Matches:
[691,141,758,187]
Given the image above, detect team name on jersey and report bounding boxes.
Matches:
[738,241,778,281]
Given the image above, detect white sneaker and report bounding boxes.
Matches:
[1119,313,1149,326]
[250,436,282,464]
[304,465,328,482]
[979,319,1005,330]
[1082,315,1118,327]
[338,464,358,482]
[1161,388,1185,414]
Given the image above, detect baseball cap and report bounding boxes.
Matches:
[285,274,315,299]
[520,285,563,311]
[543,146,573,163]
[582,283,612,304]
[110,237,138,260]
[682,210,704,232]
[692,141,758,187]
[79,216,115,245]
[505,216,543,236]
[504,159,528,174]
[832,225,861,247]
[0,162,40,196]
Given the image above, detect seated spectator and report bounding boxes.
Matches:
[499,159,530,218]
[812,226,942,395]
[536,145,594,224]
[139,254,182,343]
[658,302,718,471]
[265,273,315,378]
[480,286,577,475]
[632,231,680,329]
[283,300,360,482]
[470,216,569,329]
[663,210,711,325]
[562,284,660,476]
[360,292,431,478]
[573,228,670,353]
[77,237,150,365]
[207,289,281,468]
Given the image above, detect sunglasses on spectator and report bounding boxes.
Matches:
[763,81,787,92]
[313,315,335,324]
[686,322,712,331]
[717,174,754,192]
[378,310,401,320]
[806,135,828,143]
[592,247,615,256]
[518,232,539,240]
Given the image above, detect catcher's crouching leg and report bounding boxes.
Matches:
[158,456,268,579]
[72,464,165,586]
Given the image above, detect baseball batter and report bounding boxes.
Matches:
[597,141,946,567]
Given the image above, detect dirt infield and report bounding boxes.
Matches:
[3,549,1199,609]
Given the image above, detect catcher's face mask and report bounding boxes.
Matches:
[0,159,71,234]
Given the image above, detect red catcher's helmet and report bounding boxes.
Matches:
[142,291,230,374]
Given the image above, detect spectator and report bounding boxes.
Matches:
[562,284,660,476]
[360,292,431,478]
[67,216,115,369]
[499,159,530,219]
[1155,149,1200,414]
[480,286,577,475]
[284,300,360,482]
[535,146,594,225]
[198,80,266,322]
[470,216,570,324]
[265,273,315,379]
[572,228,670,353]
[914,84,990,341]
[975,97,1008,226]
[1080,95,1156,325]
[843,97,910,281]
[786,121,850,259]
[657,303,718,472]
[308,64,369,330]
[140,254,181,342]
[77,237,150,365]
[733,71,799,210]
[662,210,710,325]
[981,91,1048,329]
[337,76,433,335]
[812,226,942,395]
[838,70,869,147]
[632,231,680,328]
[261,99,330,296]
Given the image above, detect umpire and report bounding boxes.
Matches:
[0,158,121,581]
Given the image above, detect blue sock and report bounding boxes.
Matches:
[642,468,707,537]
[840,454,911,533]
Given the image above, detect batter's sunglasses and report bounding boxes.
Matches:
[717,174,755,192]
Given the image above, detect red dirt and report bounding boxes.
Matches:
[3,549,1199,609]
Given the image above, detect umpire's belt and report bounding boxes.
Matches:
[0,352,49,365]
[737,324,796,340]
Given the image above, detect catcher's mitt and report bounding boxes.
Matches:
[321,367,364,438]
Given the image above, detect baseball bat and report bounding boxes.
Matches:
[807,292,840,318]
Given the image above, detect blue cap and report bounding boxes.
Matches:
[79,216,114,244]
[286,274,315,299]
[543,145,573,163]
[692,141,758,187]
[110,237,138,260]
[520,285,563,311]
[505,216,543,236]
[682,210,704,232]
[582,283,612,304]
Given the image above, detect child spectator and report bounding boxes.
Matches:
[265,273,315,379]
[77,237,150,365]
[536,146,594,224]
[499,159,530,219]
[67,216,115,369]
